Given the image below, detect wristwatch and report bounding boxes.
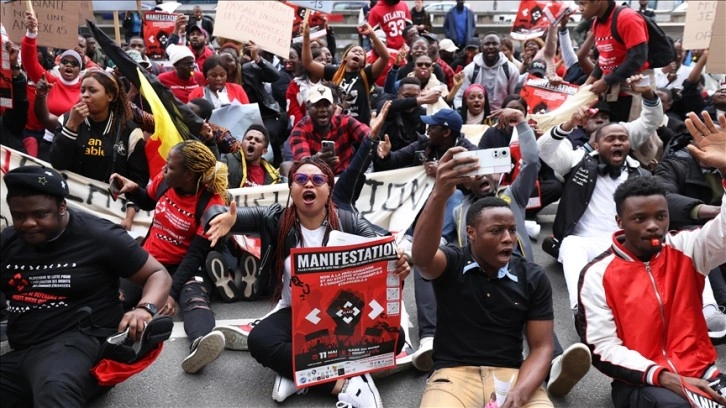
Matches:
[136,302,158,317]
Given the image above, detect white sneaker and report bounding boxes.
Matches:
[546,343,591,397]
[524,220,541,241]
[411,337,434,372]
[336,373,383,408]
[706,307,726,340]
[272,374,307,402]
[214,325,249,351]
[181,330,225,374]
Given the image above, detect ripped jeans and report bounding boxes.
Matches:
[120,265,215,342]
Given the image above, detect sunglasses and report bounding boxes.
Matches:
[60,59,80,67]
[416,62,432,68]
[292,173,327,186]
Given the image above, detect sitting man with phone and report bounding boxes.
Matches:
[288,85,369,176]
[0,166,171,406]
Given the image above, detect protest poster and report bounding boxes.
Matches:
[510,0,571,41]
[519,74,579,114]
[706,2,726,74]
[1,24,13,109]
[287,0,334,14]
[79,1,94,24]
[143,11,176,59]
[290,234,400,387]
[214,1,294,59]
[682,1,718,50]
[680,376,725,408]
[209,101,264,140]
[1,0,80,50]
[529,84,597,132]
[287,2,327,43]
[0,146,434,236]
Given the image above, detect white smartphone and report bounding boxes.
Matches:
[453,148,512,176]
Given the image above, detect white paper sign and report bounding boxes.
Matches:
[287,0,334,14]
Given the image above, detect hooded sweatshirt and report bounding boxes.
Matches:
[454,52,518,111]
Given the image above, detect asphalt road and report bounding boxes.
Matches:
[75,206,722,407]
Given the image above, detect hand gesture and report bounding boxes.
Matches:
[207,201,237,247]
[66,101,89,130]
[564,105,594,131]
[200,122,213,140]
[433,146,478,198]
[370,100,391,141]
[25,11,38,34]
[316,148,339,168]
[357,23,373,37]
[547,74,564,87]
[395,46,407,66]
[118,308,153,342]
[491,108,525,129]
[424,160,438,177]
[685,112,726,173]
[245,41,260,63]
[453,71,465,88]
[377,135,391,159]
[109,173,140,194]
[625,74,652,95]
[175,14,187,33]
[5,41,19,67]
[159,295,178,317]
[35,73,53,98]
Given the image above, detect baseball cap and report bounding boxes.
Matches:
[4,166,69,198]
[422,32,439,43]
[592,100,614,121]
[528,59,546,78]
[188,25,208,38]
[438,39,458,53]
[125,49,150,68]
[421,109,463,133]
[308,86,334,104]
[465,38,480,49]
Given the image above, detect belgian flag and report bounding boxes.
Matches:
[87,21,203,177]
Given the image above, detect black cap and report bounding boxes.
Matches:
[421,32,439,43]
[592,100,614,121]
[465,38,480,49]
[528,59,546,77]
[4,166,69,198]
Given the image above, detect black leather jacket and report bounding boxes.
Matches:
[204,203,377,297]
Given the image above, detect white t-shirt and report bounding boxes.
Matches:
[572,170,627,238]
[654,64,692,90]
[278,225,326,309]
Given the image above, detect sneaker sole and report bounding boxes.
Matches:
[215,326,249,351]
[182,332,225,374]
[207,255,239,302]
[547,347,591,397]
[411,347,434,372]
[237,253,259,301]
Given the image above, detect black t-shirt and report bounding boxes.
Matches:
[432,244,553,370]
[324,64,374,126]
[0,210,149,350]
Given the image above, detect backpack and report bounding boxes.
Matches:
[610,6,676,69]
[469,60,511,86]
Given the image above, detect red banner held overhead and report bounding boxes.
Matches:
[291,235,401,387]
[1,24,13,109]
[143,11,176,60]
[519,74,579,115]
[511,0,572,41]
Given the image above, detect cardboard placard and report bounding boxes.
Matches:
[0,0,80,50]
[79,0,94,24]
[682,0,718,50]
[288,3,327,43]
[214,1,294,59]
[142,11,176,59]
[287,0,333,14]
[706,2,726,74]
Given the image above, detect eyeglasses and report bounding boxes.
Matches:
[60,59,80,68]
[416,62,432,68]
[292,173,327,186]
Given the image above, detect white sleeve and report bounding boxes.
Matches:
[537,124,584,177]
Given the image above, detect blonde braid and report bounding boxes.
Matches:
[175,140,230,204]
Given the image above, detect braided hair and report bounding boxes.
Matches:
[172,140,229,203]
[81,70,131,132]
[273,156,339,301]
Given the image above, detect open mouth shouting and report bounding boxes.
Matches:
[302,190,317,205]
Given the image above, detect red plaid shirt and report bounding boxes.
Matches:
[289,114,370,175]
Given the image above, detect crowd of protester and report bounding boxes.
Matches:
[1,0,726,407]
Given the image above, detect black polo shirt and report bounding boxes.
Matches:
[431,244,554,370]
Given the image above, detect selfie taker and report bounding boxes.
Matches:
[578,112,726,408]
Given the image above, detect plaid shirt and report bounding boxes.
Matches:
[289,114,370,175]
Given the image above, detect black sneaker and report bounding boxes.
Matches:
[205,251,241,302]
[542,235,560,259]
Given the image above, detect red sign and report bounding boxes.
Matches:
[143,12,177,60]
[519,74,579,115]
[511,1,571,41]
[291,235,400,387]
[285,2,328,43]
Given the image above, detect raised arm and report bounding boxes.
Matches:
[359,23,390,80]
[302,22,326,80]
[412,147,478,279]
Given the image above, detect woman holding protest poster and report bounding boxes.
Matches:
[302,22,389,126]
[203,103,410,408]
[188,56,250,109]
[20,11,82,160]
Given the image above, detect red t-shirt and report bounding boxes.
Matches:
[594,7,649,76]
[368,1,412,50]
[245,164,265,187]
[142,174,225,265]
[158,71,205,104]
[366,48,400,87]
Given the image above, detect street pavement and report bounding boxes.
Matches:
[78,206,723,407]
